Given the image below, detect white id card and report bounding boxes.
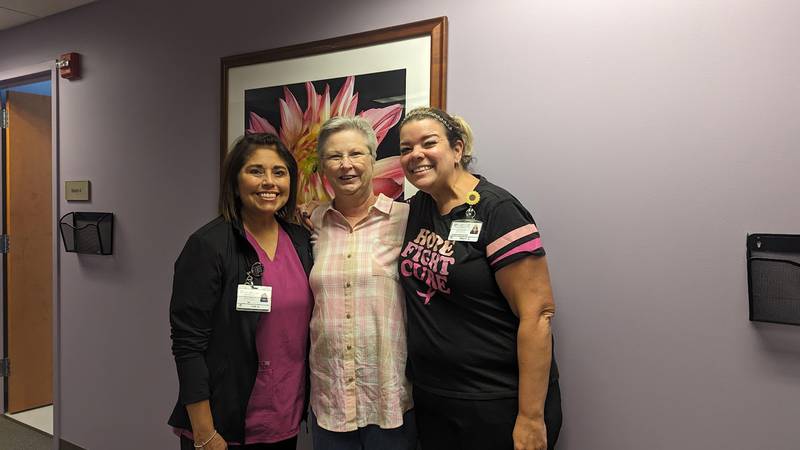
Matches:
[448,220,483,242]
[236,284,272,312]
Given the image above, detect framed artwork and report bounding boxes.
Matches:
[221,17,448,203]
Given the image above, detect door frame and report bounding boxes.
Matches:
[0,61,60,447]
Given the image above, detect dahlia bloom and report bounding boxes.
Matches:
[247,76,404,203]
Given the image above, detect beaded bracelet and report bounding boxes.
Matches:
[193,430,218,448]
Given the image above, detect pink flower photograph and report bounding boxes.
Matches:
[244,70,406,203]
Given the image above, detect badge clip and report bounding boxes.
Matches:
[245,262,263,288]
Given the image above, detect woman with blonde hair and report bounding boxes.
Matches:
[397,107,562,450]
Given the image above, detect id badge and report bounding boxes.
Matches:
[448,220,483,242]
[236,284,272,312]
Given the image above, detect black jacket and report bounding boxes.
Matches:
[167,216,313,443]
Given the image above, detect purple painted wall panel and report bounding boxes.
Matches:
[1,0,799,448]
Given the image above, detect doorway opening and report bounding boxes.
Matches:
[1,77,54,438]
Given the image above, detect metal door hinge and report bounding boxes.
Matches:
[1,108,7,129]
[0,358,9,377]
[0,235,8,253]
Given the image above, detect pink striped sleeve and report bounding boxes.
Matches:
[486,224,538,258]
[490,238,542,268]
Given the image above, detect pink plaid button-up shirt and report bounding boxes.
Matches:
[309,193,413,432]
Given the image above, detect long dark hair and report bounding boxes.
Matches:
[219,133,298,223]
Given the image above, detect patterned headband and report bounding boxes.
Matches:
[403,110,455,133]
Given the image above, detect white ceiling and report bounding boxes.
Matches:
[0,0,96,31]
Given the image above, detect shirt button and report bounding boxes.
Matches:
[346,313,351,319]
[347,254,352,259]
[345,281,351,288]
[348,377,354,383]
[346,345,352,350]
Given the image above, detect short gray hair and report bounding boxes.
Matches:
[316,116,378,162]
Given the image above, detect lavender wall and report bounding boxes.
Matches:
[1,0,799,448]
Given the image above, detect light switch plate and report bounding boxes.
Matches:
[65,180,90,201]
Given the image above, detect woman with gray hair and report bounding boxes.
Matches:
[306,116,416,449]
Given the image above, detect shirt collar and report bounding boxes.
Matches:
[372,193,394,215]
[323,193,394,218]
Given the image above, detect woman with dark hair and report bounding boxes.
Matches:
[168,133,313,449]
[397,108,562,450]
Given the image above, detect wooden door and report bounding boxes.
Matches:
[5,91,53,413]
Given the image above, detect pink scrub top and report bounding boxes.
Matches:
[243,225,313,443]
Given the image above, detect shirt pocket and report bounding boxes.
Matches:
[248,361,277,412]
[371,238,402,280]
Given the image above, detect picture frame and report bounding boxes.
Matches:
[221,17,448,203]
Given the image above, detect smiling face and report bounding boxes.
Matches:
[237,147,291,220]
[399,118,464,194]
[320,128,375,200]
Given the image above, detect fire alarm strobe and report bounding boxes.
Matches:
[57,53,81,80]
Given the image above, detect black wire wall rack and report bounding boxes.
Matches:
[59,212,113,255]
[747,233,800,326]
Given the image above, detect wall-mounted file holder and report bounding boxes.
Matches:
[747,233,800,326]
[59,212,113,255]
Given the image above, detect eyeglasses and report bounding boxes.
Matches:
[322,151,370,166]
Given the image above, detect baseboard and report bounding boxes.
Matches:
[59,438,87,450]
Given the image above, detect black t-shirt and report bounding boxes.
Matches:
[399,176,546,399]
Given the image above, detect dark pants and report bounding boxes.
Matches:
[180,434,297,449]
[310,409,418,450]
[413,382,561,450]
